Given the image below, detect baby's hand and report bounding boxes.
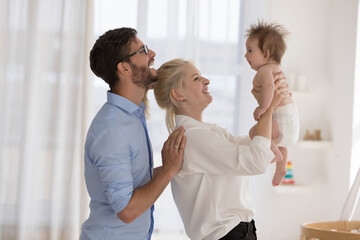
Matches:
[253,106,266,121]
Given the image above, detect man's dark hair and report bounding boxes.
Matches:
[89,27,137,89]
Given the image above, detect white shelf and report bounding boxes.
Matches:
[291,91,316,99]
[273,185,313,194]
[292,90,327,97]
[294,140,333,149]
[292,90,310,95]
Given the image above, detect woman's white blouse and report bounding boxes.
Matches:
[172,115,274,240]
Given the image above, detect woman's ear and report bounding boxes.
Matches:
[171,89,185,102]
[263,49,270,61]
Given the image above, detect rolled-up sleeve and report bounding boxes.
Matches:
[180,128,274,176]
[248,136,274,173]
[90,126,133,214]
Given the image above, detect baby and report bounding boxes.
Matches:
[245,21,299,186]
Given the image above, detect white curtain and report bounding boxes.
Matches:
[0,0,265,239]
[0,0,93,239]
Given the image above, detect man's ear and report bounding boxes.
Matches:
[263,49,270,61]
[116,61,131,75]
[171,89,185,102]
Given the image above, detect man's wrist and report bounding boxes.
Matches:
[158,166,176,181]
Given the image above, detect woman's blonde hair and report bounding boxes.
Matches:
[153,59,190,133]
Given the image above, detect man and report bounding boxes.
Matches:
[80,28,186,240]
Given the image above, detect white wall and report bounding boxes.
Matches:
[250,0,359,239]
[328,0,358,220]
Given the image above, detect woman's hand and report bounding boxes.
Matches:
[273,71,287,86]
[268,73,291,111]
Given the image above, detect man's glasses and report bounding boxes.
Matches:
[115,45,149,70]
[127,45,149,58]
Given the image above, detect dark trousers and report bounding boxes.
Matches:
[219,219,257,240]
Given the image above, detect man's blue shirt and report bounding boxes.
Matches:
[80,91,154,240]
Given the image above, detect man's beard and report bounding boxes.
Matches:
[130,63,158,89]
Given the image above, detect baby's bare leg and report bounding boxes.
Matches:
[250,120,282,164]
[272,119,280,140]
[272,147,288,186]
[270,141,283,163]
[249,125,256,140]
[270,119,282,163]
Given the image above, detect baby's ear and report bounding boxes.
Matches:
[171,89,185,102]
[263,49,270,61]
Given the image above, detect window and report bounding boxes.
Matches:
[350,0,360,184]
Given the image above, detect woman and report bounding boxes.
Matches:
[153,59,289,240]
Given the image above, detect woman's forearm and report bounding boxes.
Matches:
[253,79,288,140]
[253,108,273,140]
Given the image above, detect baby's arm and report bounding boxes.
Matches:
[253,69,275,120]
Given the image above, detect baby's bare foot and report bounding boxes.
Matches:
[272,168,287,186]
[270,146,283,163]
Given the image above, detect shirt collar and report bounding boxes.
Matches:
[107,91,146,119]
[175,115,215,129]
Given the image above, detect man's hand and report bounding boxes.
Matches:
[161,126,186,177]
[117,126,186,224]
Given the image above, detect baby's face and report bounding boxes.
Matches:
[244,37,267,71]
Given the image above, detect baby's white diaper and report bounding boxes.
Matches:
[273,103,299,147]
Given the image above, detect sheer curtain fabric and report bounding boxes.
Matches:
[0,0,93,239]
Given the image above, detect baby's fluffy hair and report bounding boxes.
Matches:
[246,20,289,64]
